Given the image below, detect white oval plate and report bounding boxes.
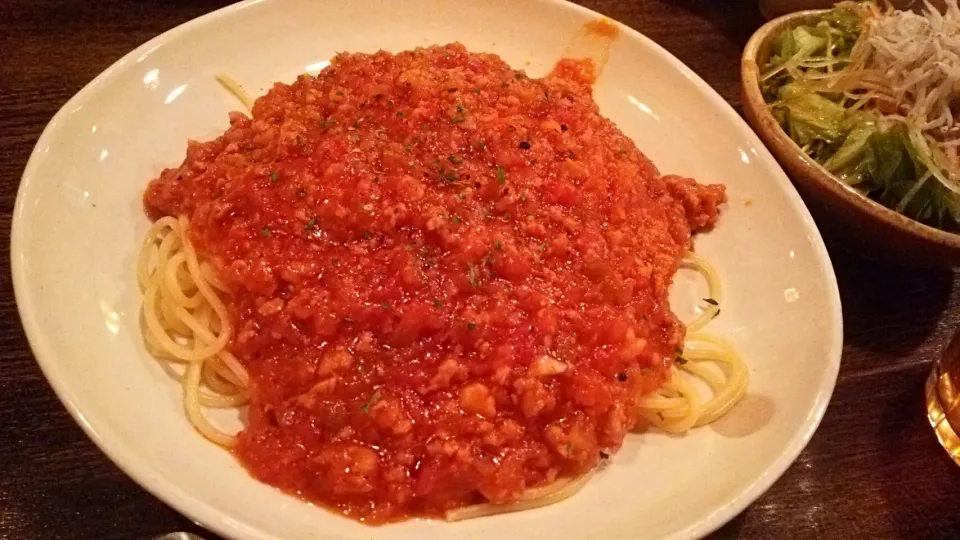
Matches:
[11,0,843,538]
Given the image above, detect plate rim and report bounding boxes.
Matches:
[11,0,844,538]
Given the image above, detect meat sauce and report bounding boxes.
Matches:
[144,43,724,522]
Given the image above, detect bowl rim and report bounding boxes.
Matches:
[741,9,960,251]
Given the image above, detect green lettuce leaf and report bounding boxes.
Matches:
[822,112,879,184]
[858,125,960,227]
[821,3,863,36]
[777,83,848,146]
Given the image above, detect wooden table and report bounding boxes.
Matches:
[2,0,959,538]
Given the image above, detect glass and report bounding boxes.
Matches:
[926,329,960,466]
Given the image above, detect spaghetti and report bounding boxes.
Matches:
[637,255,748,434]
[137,74,255,447]
[137,215,248,447]
[139,45,747,523]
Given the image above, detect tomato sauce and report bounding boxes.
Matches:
[144,43,723,522]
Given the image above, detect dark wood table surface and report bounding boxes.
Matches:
[3,0,960,538]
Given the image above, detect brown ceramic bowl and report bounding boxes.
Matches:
[742,10,960,267]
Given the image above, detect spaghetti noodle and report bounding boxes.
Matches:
[215,74,255,112]
[637,255,748,434]
[137,215,248,447]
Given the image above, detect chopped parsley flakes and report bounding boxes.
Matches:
[361,390,381,413]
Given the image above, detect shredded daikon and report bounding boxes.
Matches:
[859,0,960,193]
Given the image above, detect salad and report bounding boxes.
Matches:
[762,0,960,229]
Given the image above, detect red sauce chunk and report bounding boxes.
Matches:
[143,43,724,522]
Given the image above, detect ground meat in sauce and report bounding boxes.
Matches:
[143,43,724,523]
